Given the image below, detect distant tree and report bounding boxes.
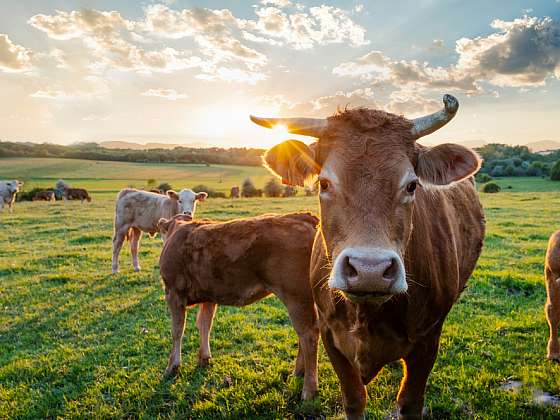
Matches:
[551,161,560,181]
[482,182,501,193]
[158,182,173,192]
[264,178,283,197]
[147,178,157,187]
[192,184,226,198]
[241,178,258,197]
[476,173,493,183]
[283,185,297,197]
[513,167,527,177]
[504,165,515,176]
[491,165,505,177]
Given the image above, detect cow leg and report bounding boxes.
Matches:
[279,296,319,401]
[111,226,128,274]
[322,328,366,419]
[545,270,560,360]
[130,228,142,272]
[196,302,217,366]
[397,329,442,419]
[164,289,187,377]
[294,338,305,377]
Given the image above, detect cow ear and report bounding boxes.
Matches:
[196,192,208,202]
[157,218,171,234]
[167,190,179,200]
[263,140,319,186]
[416,143,481,186]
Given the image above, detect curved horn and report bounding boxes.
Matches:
[411,94,459,139]
[250,116,327,138]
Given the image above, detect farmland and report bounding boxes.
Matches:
[1,157,560,419]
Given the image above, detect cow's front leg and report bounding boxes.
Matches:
[545,269,560,360]
[397,329,442,419]
[196,302,217,366]
[111,226,128,274]
[130,227,142,272]
[164,289,187,377]
[322,328,366,419]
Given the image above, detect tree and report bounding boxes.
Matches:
[192,184,226,198]
[158,182,173,192]
[283,185,297,197]
[147,178,157,187]
[504,165,515,176]
[264,178,283,197]
[482,182,501,193]
[241,178,258,197]
[551,161,560,181]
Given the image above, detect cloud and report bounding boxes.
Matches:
[141,88,189,100]
[260,0,294,8]
[29,89,69,99]
[333,15,560,94]
[0,34,33,72]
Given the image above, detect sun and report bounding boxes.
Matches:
[271,124,289,137]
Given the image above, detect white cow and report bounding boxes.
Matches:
[0,180,24,213]
[112,188,207,273]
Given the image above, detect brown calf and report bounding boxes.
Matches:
[33,190,56,202]
[545,230,560,360]
[65,188,92,203]
[158,212,320,400]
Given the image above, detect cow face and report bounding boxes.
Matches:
[174,189,207,216]
[6,180,23,194]
[253,95,481,304]
[158,214,193,236]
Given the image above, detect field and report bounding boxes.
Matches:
[2,157,560,419]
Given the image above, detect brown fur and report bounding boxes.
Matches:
[263,107,485,418]
[545,230,560,360]
[230,186,240,198]
[159,212,320,400]
[65,188,92,203]
[33,190,56,202]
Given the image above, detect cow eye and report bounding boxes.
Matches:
[319,179,330,193]
[406,181,417,194]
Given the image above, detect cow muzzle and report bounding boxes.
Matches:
[329,247,407,304]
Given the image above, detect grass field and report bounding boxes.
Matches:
[2,158,560,419]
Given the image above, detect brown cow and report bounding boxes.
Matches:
[158,212,320,400]
[230,186,240,198]
[150,188,164,194]
[64,188,92,203]
[33,190,56,202]
[251,94,485,418]
[545,230,560,360]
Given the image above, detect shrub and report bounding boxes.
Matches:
[241,178,258,197]
[17,187,49,202]
[482,182,501,193]
[263,178,283,197]
[476,173,493,183]
[551,161,560,181]
[192,184,226,198]
[147,178,157,187]
[283,185,297,197]
[158,182,173,192]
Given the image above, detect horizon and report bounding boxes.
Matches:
[0,1,559,148]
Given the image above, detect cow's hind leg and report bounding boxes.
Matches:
[196,302,217,366]
[164,289,187,377]
[545,270,560,360]
[397,328,442,419]
[111,226,128,274]
[130,227,142,272]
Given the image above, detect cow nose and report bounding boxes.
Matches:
[183,211,192,216]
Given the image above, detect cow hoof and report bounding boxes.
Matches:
[134,267,141,272]
[112,269,118,274]
[163,365,179,378]
[198,356,212,367]
[301,388,318,401]
[547,352,560,361]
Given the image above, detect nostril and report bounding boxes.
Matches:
[342,256,358,279]
[382,258,398,281]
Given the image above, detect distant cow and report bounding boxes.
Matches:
[0,180,23,212]
[158,212,320,400]
[150,189,163,194]
[112,188,207,273]
[65,188,92,203]
[545,230,560,360]
[33,190,56,202]
[230,186,239,198]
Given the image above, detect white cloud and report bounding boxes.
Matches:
[30,89,69,100]
[0,34,33,72]
[141,88,189,100]
[260,0,294,8]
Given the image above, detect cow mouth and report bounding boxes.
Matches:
[343,291,393,304]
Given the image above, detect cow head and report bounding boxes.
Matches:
[158,213,193,236]
[167,189,207,217]
[5,180,23,194]
[252,95,481,304]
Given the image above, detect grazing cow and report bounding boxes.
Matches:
[33,190,56,202]
[65,188,92,203]
[158,212,320,400]
[545,230,560,360]
[251,94,485,418]
[0,180,23,212]
[112,188,207,273]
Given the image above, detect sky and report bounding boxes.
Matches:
[0,0,559,148]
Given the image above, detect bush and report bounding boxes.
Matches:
[482,182,501,193]
[158,182,173,192]
[476,173,493,183]
[551,161,560,180]
[283,185,297,197]
[192,184,226,199]
[504,165,515,176]
[241,178,258,197]
[147,178,157,187]
[491,165,504,177]
[263,178,283,197]
[17,187,49,202]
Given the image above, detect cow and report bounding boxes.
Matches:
[33,190,56,202]
[230,186,240,198]
[157,212,320,400]
[0,180,23,212]
[64,188,92,203]
[545,230,560,360]
[112,188,207,273]
[251,94,486,419]
[150,189,163,194]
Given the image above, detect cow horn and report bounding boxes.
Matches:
[250,116,327,138]
[411,94,459,139]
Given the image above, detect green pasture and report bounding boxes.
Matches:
[1,158,560,418]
